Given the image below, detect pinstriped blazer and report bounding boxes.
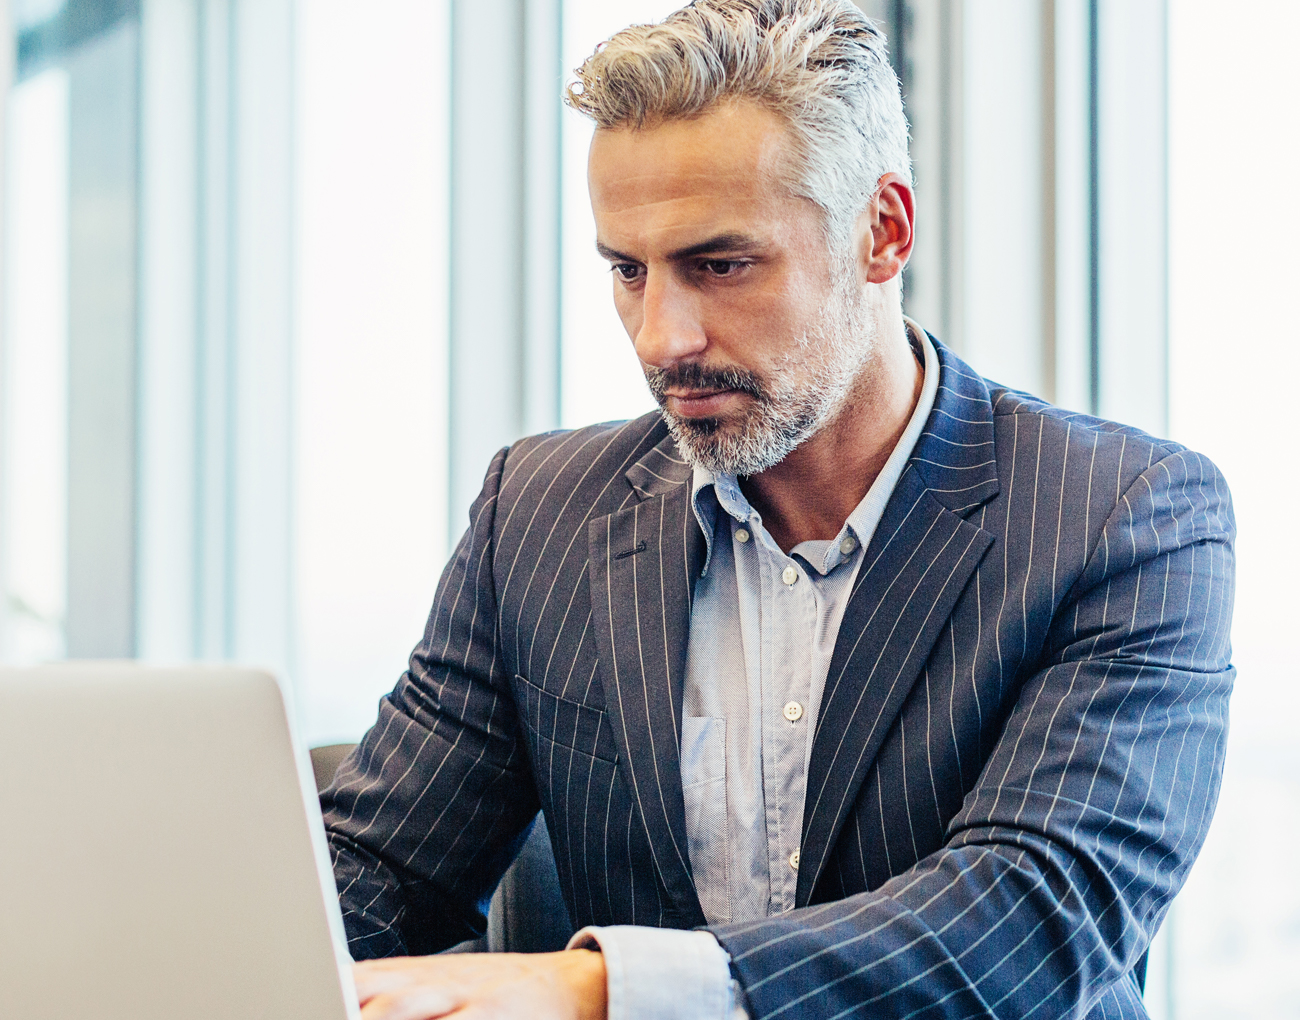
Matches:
[323,337,1234,1019]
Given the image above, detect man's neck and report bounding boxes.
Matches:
[739,313,923,554]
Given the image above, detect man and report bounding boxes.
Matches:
[323,2,1234,1018]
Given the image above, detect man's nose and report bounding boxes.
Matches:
[634,270,707,368]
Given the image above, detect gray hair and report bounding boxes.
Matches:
[565,0,911,249]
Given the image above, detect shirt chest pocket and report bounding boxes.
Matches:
[681,716,731,924]
[512,674,619,763]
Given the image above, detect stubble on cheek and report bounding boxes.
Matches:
[645,273,875,477]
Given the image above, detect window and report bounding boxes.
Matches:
[1165,2,1300,1015]
[1,1,451,746]
[3,61,69,663]
[3,2,137,663]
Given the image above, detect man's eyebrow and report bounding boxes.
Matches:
[670,234,764,260]
[595,241,634,263]
[594,233,764,264]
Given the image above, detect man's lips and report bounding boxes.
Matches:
[664,388,742,417]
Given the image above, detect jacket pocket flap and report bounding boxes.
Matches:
[512,674,618,763]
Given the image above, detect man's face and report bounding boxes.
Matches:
[588,101,875,476]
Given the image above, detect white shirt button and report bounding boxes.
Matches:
[840,536,857,554]
[781,565,799,585]
[735,528,750,544]
[789,849,800,870]
[782,700,804,722]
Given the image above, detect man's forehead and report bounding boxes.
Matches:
[587,102,809,253]
[588,102,798,207]
[591,185,807,261]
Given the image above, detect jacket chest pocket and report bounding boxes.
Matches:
[512,674,619,763]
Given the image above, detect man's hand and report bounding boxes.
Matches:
[353,948,608,1020]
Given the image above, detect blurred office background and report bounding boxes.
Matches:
[0,1,1295,1015]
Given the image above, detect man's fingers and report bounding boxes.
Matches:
[353,959,448,1001]
[359,987,460,1020]
[353,959,463,1018]
[353,965,413,1003]
[350,950,604,1020]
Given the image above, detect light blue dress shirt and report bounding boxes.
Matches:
[570,326,940,1020]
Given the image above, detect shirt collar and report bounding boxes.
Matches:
[690,320,940,576]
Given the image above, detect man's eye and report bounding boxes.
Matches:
[702,260,743,277]
[612,263,642,281]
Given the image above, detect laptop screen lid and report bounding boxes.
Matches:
[0,663,360,1020]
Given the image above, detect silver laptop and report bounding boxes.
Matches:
[0,663,360,1020]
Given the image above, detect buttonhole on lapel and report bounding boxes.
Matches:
[615,540,648,560]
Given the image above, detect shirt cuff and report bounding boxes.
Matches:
[567,925,748,1020]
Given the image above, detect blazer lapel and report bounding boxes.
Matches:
[588,434,706,926]
[798,338,1001,904]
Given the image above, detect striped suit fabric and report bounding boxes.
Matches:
[322,336,1234,1019]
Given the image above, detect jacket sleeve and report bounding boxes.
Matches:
[321,446,541,959]
[711,449,1235,1019]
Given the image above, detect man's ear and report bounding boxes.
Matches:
[855,173,915,286]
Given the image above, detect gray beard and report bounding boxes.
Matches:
[646,278,874,477]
